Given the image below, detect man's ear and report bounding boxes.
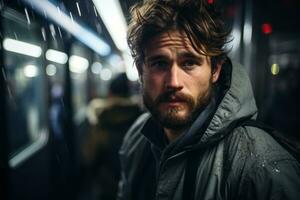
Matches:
[212,62,222,83]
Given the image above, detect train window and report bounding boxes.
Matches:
[46,45,68,139]
[1,7,48,167]
[69,43,90,126]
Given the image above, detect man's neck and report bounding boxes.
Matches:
[163,127,185,142]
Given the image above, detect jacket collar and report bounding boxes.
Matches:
[141,117,166,151]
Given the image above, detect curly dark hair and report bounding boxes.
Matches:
[127,0,231,71]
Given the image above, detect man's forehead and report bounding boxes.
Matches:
[144,30,203,56]
[147,31,192,50]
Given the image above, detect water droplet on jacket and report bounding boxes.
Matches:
[223,111,230,118]
[274,168,280,173]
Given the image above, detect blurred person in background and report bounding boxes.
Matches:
[117,0,300,200]
[82,72,142,200]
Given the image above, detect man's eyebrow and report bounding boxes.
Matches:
[178,52,203,59]
[145,55,167,63]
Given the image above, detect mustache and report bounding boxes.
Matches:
[154,90,194,105]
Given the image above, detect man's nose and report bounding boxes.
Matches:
[165,64,183,90]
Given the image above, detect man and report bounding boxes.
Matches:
[117,0,300,199]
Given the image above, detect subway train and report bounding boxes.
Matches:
[0,0,299,200]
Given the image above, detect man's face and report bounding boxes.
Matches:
[141,30,221,130]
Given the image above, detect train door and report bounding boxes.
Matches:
[0,4,52,200]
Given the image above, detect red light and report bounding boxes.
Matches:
[262,23,272,35]
[207,0,214,4]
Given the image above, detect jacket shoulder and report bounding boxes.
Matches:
[119,112,150,155]
[225,126,300,199]
[227,125,297,164]
[117,113,151,200]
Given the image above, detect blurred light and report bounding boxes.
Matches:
[279,54,289,67]
[21,0,111,56]
[126,65,139,82]
[69,55,89,73]
[93,0,128,51]
[24,65,39,77]
[123,52,139,81]
[271,63,280,75]
[230,28,241,52]
[108,54,123,66]
[108,54,125,73]
[46,49,68,64]
[100,68,112,81]
[207,0,214,4]
[262,23,272,35]
[3,38,42,58]
[51,84,63,98]
[243,22,252,45]
[46,64,57,76]
[91,62,103,74]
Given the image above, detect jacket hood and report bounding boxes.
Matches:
[198,59,258,144]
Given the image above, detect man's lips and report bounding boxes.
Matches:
[160,95,186,103]
[159,97,186,107]
[153,91,194,110]
[155,92,192,107]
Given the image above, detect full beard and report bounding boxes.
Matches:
[142,82,214,130]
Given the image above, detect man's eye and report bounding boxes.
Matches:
[182,60,199,69]
[149,60,168,69]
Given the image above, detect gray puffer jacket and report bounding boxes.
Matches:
[117,60,300,200]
